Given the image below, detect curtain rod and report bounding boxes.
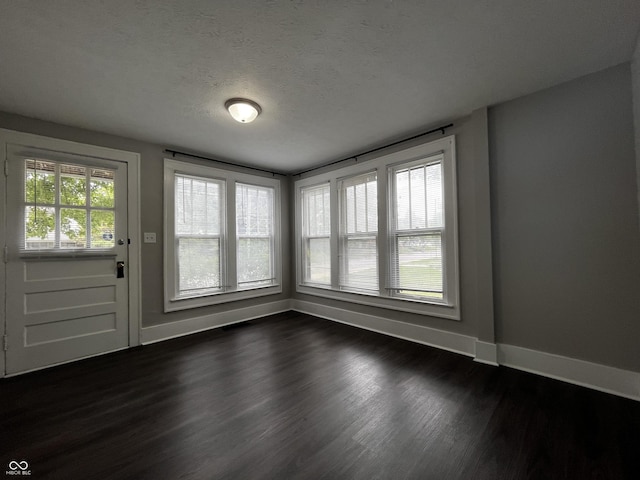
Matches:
[292,123,454,177]
[164,149,286,177]
[166,122,453,178]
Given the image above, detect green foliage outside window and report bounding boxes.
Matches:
[25,163,116,248]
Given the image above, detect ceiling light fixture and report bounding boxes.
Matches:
[225,98,262,123]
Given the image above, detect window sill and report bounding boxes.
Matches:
[164,284,282,312]
[296,284,460,320]
[19,249,117,260]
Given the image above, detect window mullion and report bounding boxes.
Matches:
[377,169,388,297]
[408,168,413,230]
[86,169,92,248]
[226,180,236,291]
[54,163,61,249]
[329,178,339,289]
[423,165,428,229]
[364,181,369,232]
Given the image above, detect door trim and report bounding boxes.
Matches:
[0,128,141,377]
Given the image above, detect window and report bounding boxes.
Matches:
[165,159,281,311]
[338,171,378,292]
[22,158,116,250]
[236,183,276,288]
[174,174,224,297]
[295,135,459,320]
[300,183,331,286]
[389,157,443,300]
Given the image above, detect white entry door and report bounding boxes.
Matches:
[4,142,131,374]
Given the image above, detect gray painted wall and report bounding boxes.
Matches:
[489,63,640,372]
[0,112,292,328]
[633,33,640,230]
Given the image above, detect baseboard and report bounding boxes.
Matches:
[291,299,476,357]
[499,344,640,401]
[474,341,498,366]
[4,346,130,378]
[141,299,639,401]
[141,300,291,344]
[291,300,639,401]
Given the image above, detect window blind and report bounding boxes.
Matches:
[389,158,444,299]
[236,182,275,287]
[338,171,378,292]
[22,158,116,251]
[175,174,224,296]
[301,183,331,285]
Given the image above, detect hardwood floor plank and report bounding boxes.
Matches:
[1,312,639,479]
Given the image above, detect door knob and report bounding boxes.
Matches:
[116,261,125,278]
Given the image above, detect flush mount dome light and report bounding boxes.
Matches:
[225,98,262,123]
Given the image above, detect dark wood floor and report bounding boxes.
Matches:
[1,311,639,479]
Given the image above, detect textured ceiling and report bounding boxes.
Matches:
[1,1,639,173]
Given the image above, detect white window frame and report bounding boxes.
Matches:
[20,157,120,252]
[164,159,282,312]
[338,170,379,294]
[300,182,332,287]
[295,135,459,320]
[235,182,277,288]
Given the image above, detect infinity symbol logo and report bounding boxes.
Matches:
[8,461,28,470]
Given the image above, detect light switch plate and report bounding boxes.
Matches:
[143,232,157,243]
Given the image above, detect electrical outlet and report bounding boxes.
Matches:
[143,232,157,243]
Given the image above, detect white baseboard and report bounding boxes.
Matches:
[292,300,638,401]
[139,299,639,402]
[499,344,640,401]
[141,299,291,344]
[474,341,498,366]
[290,299,476,357]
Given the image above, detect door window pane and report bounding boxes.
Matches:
[91,210,115,248]
[23,158,117,250]
[24,206,56,250]
[25,160,55,204]
[60,165,87,206]
[90,169,115,208]
[61,208,87,248]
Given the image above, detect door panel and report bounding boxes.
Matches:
[5,145,129,374]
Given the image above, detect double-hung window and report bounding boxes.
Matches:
[338,172,378,293]
[174,174,224,297]
[165,159,281,311]
[389,157,444,300]
[236,183,276,288]
[300,183,331,286]
[295,135,459,320]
